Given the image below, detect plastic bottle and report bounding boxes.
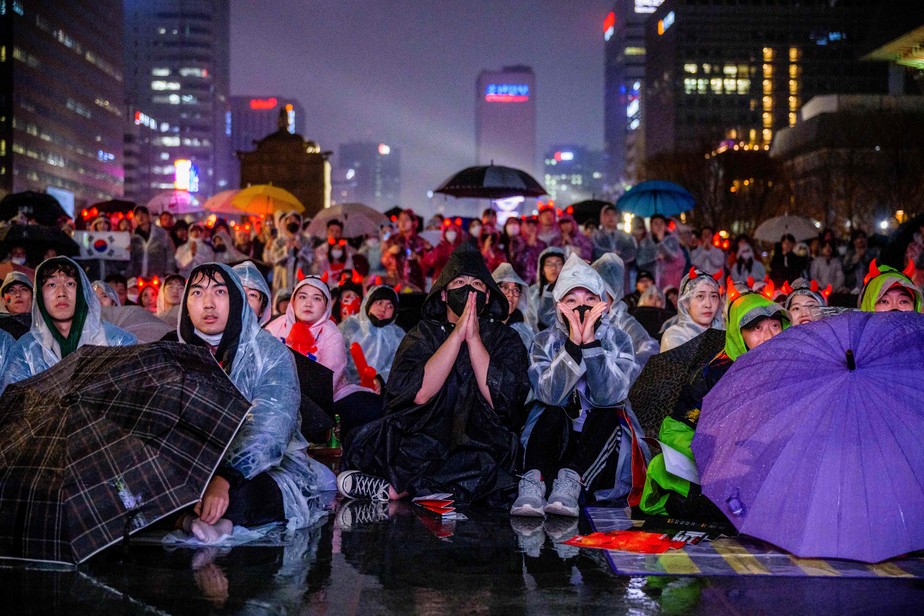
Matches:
[327,414,341,449]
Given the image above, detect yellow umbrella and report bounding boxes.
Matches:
[231,184,304,216]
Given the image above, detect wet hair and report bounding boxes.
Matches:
[38,259,79,287]
[181,264,244,373]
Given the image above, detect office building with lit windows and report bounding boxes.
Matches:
[123,0,231,204]
[336,142,401,210]
[475,66,537,178]
[603,1,664,187]
[543,145,605,205]
[643,0,889,158]
[228,96,305,189]
[0,0,125,211]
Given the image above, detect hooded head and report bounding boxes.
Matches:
[859,260,923,313]
[91,280,120,307]
[177,263,251,374]
[156,273,185,316]
[422,243,507,322]
[492,262,529,316]
[332,270,365,322]
[724,290,789,360]
[273,288,292,316]
[285,276,333,337]
[783,277,827,325]
[32,256,103,359]
[552,253,608,331]
[275,210,303,238]
[591,253,626,304]
[676,268,724,330]
[536,246,567,293]
[441,220,463,246]
[362,284,400,328]
[233,261,272,326]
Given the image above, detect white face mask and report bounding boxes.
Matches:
[470,225,482,238]
[11,256,26,266]
[127,292,139,303]
[445,231,458,243]
[330,249,344,260]
[506,225,520,237]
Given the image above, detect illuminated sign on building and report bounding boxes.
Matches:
[634,0,664,14]
[134,110,158,130]
[484,84,530,103]
[174,159,200,193]
[658,11,675,35]
[378,143,391,156]
[553,151,574,162]
[604,12,615,42]
[285,104,295,133]
[249,97,278,110]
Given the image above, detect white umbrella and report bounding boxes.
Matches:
[201,190,242,215]
[753,214,818,243]
[305,203,388,238]
[145,190,201,215]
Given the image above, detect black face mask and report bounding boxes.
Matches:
[368,313,394,327]
[286,222,300,234]
[570,304,604,334]
[213,244,226,253]
[446,284,487,318]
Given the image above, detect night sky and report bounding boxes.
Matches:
[230,0,614,209]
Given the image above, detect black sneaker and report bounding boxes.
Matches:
[336,500,390,529]
[337,470,390,501]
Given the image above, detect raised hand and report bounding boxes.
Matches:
[558,302,584,346]
[580,302,609,344]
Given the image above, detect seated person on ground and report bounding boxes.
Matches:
[2,272,33,315]
[233,261,273,326]
[339,284,404,392]
[4,257,136,388]
[513,254,645,519]
[639,286,789,521]
[527,247,566,332]
[266,275,383,445]
[338,243,530,505]
[859,260,922,313]
[492,263,535,350]
[591,253,660,369]
[660,268,725,352]
[783,278,828,325]
[175,263,327,542]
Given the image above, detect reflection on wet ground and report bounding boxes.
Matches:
[2,496,922,615]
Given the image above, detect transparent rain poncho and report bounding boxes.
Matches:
[4,257,137,388]
[491,262,535,350]
[339,285,406,384]
[178,263,329,529]
[660,269,726,352]
[233,260,273,326]
[526,246,566,332]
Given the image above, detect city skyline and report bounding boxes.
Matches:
[230,0,614,209]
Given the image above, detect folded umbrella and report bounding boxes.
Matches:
[692,312,924,563]
[0,342,251,564]
[629,328,725,436]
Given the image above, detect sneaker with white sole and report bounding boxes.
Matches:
[544,468,582,517]
[510,469,547,517]
[336,500,390,529]
[337,470,390,501]
[510,517,546,558]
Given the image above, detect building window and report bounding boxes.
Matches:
[152,68,171,76]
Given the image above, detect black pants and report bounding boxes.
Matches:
[334,390,384,455]
[223,472,285,527]
[523,406,622,493]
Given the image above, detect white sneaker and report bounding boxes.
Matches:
[544,468,582,517]
[510,469,547,517]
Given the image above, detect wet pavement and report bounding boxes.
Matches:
[1,496,922,615]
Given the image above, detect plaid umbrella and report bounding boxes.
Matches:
[628,328,725,437]
[0,342,251,565]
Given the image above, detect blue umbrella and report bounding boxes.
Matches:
[692,311,924,563]
[616,180,694,217]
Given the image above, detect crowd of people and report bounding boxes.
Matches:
[0,200,921,546]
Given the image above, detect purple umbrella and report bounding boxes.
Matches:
[691,311,924,563]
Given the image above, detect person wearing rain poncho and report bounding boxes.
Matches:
[591,253,660,370]
[660,268,726,352]
[0,329,13,377]
[639,286,790,520]
[91,280,121,307]
[174,263,329,543]
[155,273,186,329]
[783,277,829,325]
[339,284,404,390]
[492,263,534,350]
[526,246,566,332]
[3,257,137,389]
[266,211,313,295]
[339,243,531,505]
[858,260,923,313]
[512,254,646,518]
[233,261,274,327]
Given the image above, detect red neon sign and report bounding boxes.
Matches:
[249,97,278,110]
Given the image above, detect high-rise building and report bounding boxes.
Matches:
[543,145,605,204]
[603,1,664,187]
[475,66,537,177]
[643,0,889,158]
[336,142,401,210]
[228,96,305,189]
[0,0,125,211]
[123,0,231,204]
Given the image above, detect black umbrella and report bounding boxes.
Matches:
[567,199,613,225]
[628,328,725,437]
[434,164,547,200]
[0,342,251,564]
[0,191,69,227]
[0,313,31,339]
[91,199,137,215]
[0,224,80,264]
